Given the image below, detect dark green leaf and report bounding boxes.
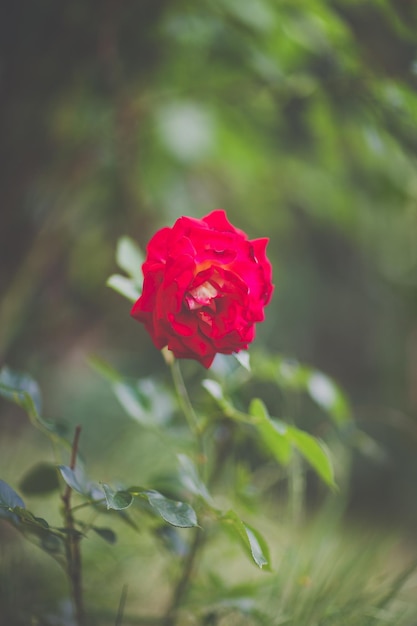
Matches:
[92,526,117,544]
[0,480,25,525]
[40,533,64,553]
[0,479,25,510]
[19,462,60,495]
[145,490,198,528]
[221,510,271,570]
[102,484,133,510]
[12,506,49,530]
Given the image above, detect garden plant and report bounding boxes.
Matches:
[1,210,417,625]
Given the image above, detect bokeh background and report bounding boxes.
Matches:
[2,0,417,622]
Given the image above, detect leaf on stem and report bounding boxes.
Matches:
[249,399,336,488]
[102,484,134,510]
[221,510,271,570]
[92,526,118,544]
[0,366,68,440]
[144,490,198,528]
[177,454,213,505]
[107,275,141,302]
[116,237,144,284]
[89,357,170,426]
[107,236,144,301]
[249,398,292,465]
[0,479,26,524]
[58,465,104,502]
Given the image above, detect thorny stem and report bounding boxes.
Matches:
[61,425,85,626]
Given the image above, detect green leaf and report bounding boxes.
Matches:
[306,371,351,426]
[58,466,89,496]
[221,510,271,570]
[19,462,60,495]
[178,454,213,504]
[92,526,117,544]
[286,426,336,489]
[102,484,133,510]
[12,506,50,530]
[89,357,169,426]
[107,274,140,302]
[0,366,42,415]
[0,367,68,441]
[144,490,198,528]
[233,352,251,371]
[248,399,335,488]
[116,236,144,283]
[249,399,292,465]
[0,479,25,521]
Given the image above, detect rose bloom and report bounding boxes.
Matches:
[131,210,273,368]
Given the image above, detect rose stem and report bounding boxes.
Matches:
[61,424,85,626]
[169,359,206,466]
[164,360,206,625]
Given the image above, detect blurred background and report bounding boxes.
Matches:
[2,0,417,621]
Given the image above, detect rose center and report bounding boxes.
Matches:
[185,281,218,310]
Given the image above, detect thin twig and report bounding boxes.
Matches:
[61,425,85,626]
[163,527,204,626]
[115,584,129,626]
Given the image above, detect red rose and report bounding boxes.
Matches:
[131,210,273,368]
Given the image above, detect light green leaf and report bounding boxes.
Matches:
[178,454,213,504]
[102,484,133,510]
[233,351,251,371]
[144,490,198,528]
[202,378,224,401]
[286,426,336,489]
[248,399,335,487]
[307,371,351,426]
[116,236,144,283]
[221,510,271,570]
[58,466,89,496]
[249,399,292,465]
[107,274,140,302]
[89,357,170,426]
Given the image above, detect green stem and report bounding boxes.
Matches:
[289,450,305,527]
[169,359,207,479]
[170,359,200,437]
[165,359,209,625]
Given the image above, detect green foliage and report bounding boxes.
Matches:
[221,510,271,571]
[19,462,60,496]
[0,366,68,442]
[107,236,144,302]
